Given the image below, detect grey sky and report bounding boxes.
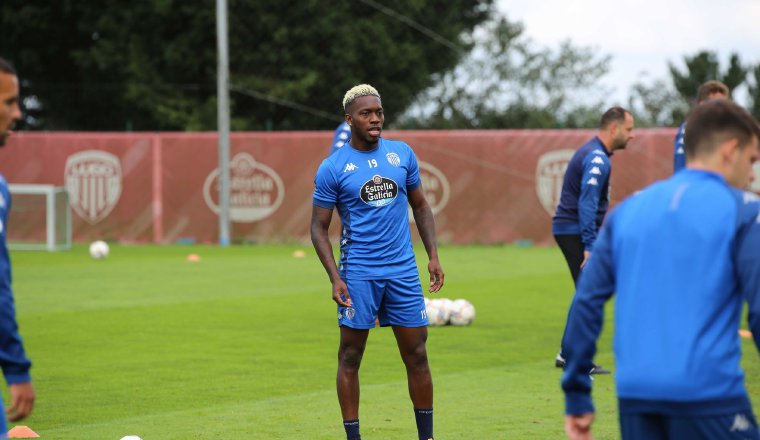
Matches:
[498,0,760,105]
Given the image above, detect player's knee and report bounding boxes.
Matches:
[403,344,429,369]
[338,345,364,370]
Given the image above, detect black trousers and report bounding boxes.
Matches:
[554,234,584,286]
[554,234,584,355]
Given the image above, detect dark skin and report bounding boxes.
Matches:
[310,94,444,421]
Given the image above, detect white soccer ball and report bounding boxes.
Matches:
[89,240,110,260]
[425,298,448,326]
[449,299,476,326]
[437,298,455,324]
[120,436,142,440]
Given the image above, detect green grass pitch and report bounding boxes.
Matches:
[5,244,760,439]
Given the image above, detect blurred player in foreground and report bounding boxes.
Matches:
[562,99,760,440]
[673,80,729,173]
[553,107,635,373]
[311,84,444,440]
[0,57,36,434]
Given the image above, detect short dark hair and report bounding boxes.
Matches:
[696,80,729,103]
[0,57,16,75]
[600,106,630,129]
[684,100,760,160]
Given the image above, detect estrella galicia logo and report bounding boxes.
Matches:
[360,175,398,207]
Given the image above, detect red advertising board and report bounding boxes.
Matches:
[0,129,682,245]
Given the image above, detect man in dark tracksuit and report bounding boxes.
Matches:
[552,107,635,372]
[562,99,760,440]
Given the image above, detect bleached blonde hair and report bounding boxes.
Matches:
[342,84,380,112]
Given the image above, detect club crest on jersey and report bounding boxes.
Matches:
[386,152,401,167]
[360,175,398,207]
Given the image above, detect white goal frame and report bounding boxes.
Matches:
[8,184,72,251]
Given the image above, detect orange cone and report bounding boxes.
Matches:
[7,425,40,438]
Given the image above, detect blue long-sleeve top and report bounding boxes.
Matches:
[0,176,32,385]
[674,122,686,173]
[329,121,351,155]
[562,169,760,416]
[552,137,612,250]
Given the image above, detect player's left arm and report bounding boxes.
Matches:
[578,155,607,253]
[408,187,444,293]
[0,284,34,422]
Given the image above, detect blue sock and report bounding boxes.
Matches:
[414,408,433,440]
[343,419,360,440]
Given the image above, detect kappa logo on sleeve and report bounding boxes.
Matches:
[590,167,602,175]
[344,162,358,173]
[591,156,605,165]
[586,177,599,186]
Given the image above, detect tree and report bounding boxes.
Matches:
[627,74,687,127]
[0,0,494,131]
[396,15,611,129]
[668,51,748,105]
[748,64,760,120]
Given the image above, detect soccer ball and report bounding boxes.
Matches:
[89,240,109,260]
[437,298,455,323]
[120,436,142,440]
[425,298,448,326]
[449,299,476,326]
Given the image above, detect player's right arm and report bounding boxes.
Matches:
[561,210,618,431]
[310,205,350,307]
[310,159,350,307]
[7,382,34,421]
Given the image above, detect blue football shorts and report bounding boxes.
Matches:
[337,275,428,329]
[620,409,760,439]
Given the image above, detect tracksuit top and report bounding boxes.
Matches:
[563,169,760,416]
[674,122,687,173]
[552,137,612,250]
[313,138,421,280]
[0,174,32,386]
[329,121,351,155]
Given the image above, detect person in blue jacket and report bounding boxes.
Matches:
[562,99,760,440]
[553,107,635,372]
[311,84,444,440]
[674,80,729,173]
[0,57,36,434]
[330,120,351,155]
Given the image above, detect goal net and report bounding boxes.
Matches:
[7,184,72,251]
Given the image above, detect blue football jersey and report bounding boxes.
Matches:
[313,138,421,280]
